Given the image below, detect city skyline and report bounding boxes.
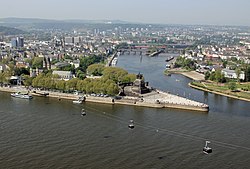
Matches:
[0,0,250,26]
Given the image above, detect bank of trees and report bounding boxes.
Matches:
[29,65,136,96]
[31,72,119,95]
[174,56,196,70]
[205,70,226,83]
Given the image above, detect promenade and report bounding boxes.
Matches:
[1,86,209,112]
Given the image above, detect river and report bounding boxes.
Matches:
[0,54,250,169]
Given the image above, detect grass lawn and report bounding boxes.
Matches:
[191,81,250,100]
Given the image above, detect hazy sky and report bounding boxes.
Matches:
[1,0,250,26]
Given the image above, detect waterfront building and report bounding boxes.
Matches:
[222,68,245,80]
[52,70,73,81]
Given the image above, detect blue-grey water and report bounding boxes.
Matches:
[0,54,250,169]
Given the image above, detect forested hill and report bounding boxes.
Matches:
[0,26,26,35]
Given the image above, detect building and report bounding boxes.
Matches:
[222,69,245,80]
[0,64,7,72]
[52,71,73,81]
[65,37,74,45]
[74,37,81,44]
[11,37,24,48]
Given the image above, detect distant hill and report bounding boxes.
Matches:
[0,26,26,35]
[0,17,132,25]
[0,17,61,24]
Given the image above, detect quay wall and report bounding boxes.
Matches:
[0,86,208,112]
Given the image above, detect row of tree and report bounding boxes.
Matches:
[19,65,137,96]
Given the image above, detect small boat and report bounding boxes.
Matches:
[73,99,83,104]
[73,96,84,104]
[81,109,86,116]
[128,120,134,129]
[203,141,212,154]
[165,56,174,62]
[11,92,33,99]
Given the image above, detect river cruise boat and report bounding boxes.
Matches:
[11,92,33,99]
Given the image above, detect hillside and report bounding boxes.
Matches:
[0,26,26,35]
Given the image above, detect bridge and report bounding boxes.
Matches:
[118,44,190,56]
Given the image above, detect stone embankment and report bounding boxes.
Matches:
[1,86,209,112]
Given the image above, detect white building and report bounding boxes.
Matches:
[52,71,73,81]
[221,69,245,80]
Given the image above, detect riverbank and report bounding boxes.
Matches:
[189,82,250,102]
[0,86,209,112]
[166,68,205,81]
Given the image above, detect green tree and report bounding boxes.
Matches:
[66,78,79,91]
[228,82,237,91]
[22,75,33,87]
[121,74,137,83]
[102,67,128,83]
[32,57,43,69]
[205,71,210,80]
[87,64,105,76]
[56,80,66,91]
[235,68,241,82]
[0,71,11,84]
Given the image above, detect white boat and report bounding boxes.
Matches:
[81,109,86,116]
[128,119,134,129]
[73,96,84,104]
[11,92,33,99]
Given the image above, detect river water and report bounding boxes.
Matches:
[0,54,250,169]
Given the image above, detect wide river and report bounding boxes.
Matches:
[1,54,250,169]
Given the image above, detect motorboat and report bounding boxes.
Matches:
[11,92,33,99]
[73,96,84,104]
[81,109,86,116]
[128,119,134,129]
[203,141,212,154]
[73,99,83,104]
[165,56,174,62]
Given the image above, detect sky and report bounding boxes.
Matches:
[1,0,250,26]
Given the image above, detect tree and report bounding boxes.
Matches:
[121,74,137,83]
[22,75,33,87]
[102,67,128,83]
[56,80,66,91]
[228,82,237,91]
[205,71,210,80]
[87,64,104,76]
[66,78,79,91]
[235,68,241,82]
[32,57,43,69]
[13,67,29,76]
[214,70,226,83]
[245,66,250,82]
[0,71,11,84]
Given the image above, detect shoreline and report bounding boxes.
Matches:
[167,69,250,102]
[167,69,205,81]
[188,83,250,102]
[0,86,209,112]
